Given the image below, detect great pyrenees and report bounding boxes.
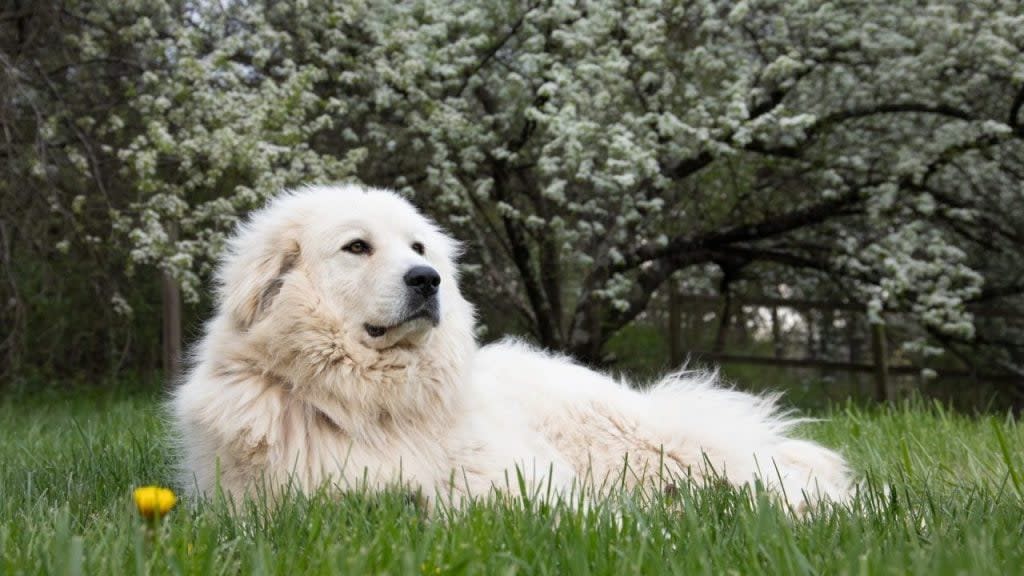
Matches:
[172,184,851,511]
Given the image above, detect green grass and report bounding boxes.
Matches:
[1,388,1022,575]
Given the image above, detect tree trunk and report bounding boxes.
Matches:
[161,223,182,384]
[569,299,605,366]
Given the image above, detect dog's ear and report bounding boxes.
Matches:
[219,223,302,330]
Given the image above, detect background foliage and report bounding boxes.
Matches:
[2,0,1023,404]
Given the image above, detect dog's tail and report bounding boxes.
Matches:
[642,370,852,511]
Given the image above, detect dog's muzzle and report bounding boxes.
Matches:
[364,266,441,338]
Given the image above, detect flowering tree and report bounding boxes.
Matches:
[352,1,1024,368]
[2,0,1023,388]
[1,1,366,374]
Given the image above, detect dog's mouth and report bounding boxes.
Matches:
[364,306,440,338]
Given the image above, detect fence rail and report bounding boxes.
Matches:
[684,351,1021,384]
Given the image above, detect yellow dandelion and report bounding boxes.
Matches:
[133,486,177,519]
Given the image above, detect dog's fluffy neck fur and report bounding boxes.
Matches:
[230,272,475,444]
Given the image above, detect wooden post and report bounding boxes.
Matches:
[713,290,731,353]
[819,307,834,380]
[161,223,182,384]
[668,280,683,367]
[805,310,817,359]
[871,323,890,402]
[771,306,783,358]
[820,307,834,358]
[686,298,700,352]
[846,311,863,393]
[736,305,750,345]
[847,311,861,363]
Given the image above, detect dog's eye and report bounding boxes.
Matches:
[411,242,425,255]
[342,239,371,255]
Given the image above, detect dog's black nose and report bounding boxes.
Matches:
[404,266,440,297]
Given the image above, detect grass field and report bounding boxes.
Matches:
[1,387,1022,575]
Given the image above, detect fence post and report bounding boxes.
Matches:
[668,279,683,367]
[713,290,732,353]
[771,306,783,358]
[871,323,890,402]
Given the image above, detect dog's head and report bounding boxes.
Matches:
[217,185,473,351]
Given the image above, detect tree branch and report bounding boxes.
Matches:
[454,2,539,98]
[623,188,863,271]
[1010,83,1024,131]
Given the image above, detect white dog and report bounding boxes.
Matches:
[171,184,851,511]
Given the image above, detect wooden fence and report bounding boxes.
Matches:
[666,293,1021,401]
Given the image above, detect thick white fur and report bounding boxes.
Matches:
[171,184,851,511]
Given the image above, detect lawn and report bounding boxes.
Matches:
[0,387,1022,575]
